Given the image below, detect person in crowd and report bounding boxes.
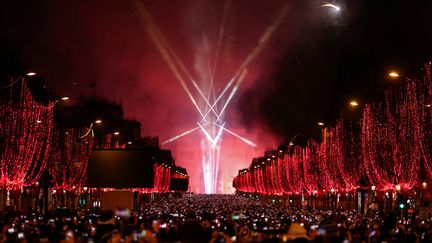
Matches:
[0,194,431,242]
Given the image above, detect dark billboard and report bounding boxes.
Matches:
[88,149,154,188]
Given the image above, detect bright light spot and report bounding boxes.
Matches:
[289,142,294,146]
[26,72,36,76]
[426,104,431,108]
[95,120,102,124]
[113,132,120,135]
[349,100,359,107]
[396,184,401,191]
[318,122,325,126]
[321,3,340,11]
[388,72,400,78]
[61,96,70,101]
[36,120,42,124]
[127,141,133,145]
[422,182,427,188]
[371,185,376,191]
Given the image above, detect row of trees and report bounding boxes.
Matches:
[234,64,432,195]
[0,78,186,193]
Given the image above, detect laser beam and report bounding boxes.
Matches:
[207,0,231,101]
[223,4,288,93]
[214,123,257,147]
[161,125,202,145]
[202,75,238,119]
[198,122,214,143]
[135,2,206,119]
[212,123,225,148]
[136,3,218,118]
[216,69,248,122]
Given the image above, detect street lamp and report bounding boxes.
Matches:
[388,72,399,78]
[349,100,359,107]
[396,184,401,192]
[1,72,38,89]
[321,3,341,12]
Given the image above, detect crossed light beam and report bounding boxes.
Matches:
[135,0,288,193]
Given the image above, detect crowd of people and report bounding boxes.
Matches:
[0,194,431,243]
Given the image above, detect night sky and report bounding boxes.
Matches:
[1,0,432,191]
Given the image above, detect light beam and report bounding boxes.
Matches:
[161,125,202,145]
[214,123,257,147]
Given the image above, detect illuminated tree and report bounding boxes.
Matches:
[0,80,54,189]
[49,128,93,190]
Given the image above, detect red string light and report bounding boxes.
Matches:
[0,80,54,189]
[49,128,93,190]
